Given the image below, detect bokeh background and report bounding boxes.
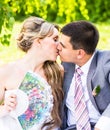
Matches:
[0,0,110,65]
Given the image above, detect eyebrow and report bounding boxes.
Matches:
[60,42,65,48]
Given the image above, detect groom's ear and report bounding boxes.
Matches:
[77,49,85,59]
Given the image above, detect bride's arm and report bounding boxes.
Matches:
[0,65,17,117]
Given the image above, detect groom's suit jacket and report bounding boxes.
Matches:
[61,50,110,129]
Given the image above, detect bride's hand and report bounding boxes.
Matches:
[4,93,17,112]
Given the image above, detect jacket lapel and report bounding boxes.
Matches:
[62,62,75,102]
[87,51,99,110]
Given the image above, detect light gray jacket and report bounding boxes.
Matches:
[61,50,110,129]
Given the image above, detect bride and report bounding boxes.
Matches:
[0,16,63,130]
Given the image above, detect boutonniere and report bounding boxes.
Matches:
[92,85,101,97]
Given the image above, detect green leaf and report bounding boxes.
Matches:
[95,85,101,94]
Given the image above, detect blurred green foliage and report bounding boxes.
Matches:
[0,0,110,45]
[0,0,15,45]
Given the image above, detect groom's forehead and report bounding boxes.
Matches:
[60,34,72,47]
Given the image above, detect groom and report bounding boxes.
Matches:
[57,20,110,130]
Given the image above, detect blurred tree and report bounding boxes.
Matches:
[0,0,15,45]
[86,0,110,22]
[0,0,110,45]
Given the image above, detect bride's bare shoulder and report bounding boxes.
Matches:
[0,62,16,77]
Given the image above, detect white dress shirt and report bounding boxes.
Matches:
[66,53,101,126]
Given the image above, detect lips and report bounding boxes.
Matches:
[56,50,59,55]
[56,50,60,55]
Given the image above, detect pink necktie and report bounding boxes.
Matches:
[74,68,91,130]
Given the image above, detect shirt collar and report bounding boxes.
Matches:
[75,51,96,75]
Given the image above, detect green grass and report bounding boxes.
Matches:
[0,22,110,65]
[0,22,24,65]
[96,23,110,49]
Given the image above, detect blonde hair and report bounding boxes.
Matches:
[17,16,59,52]
[17,16,63,129]
[42,61,63,129]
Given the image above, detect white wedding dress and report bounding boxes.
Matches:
[0,72,58,130]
